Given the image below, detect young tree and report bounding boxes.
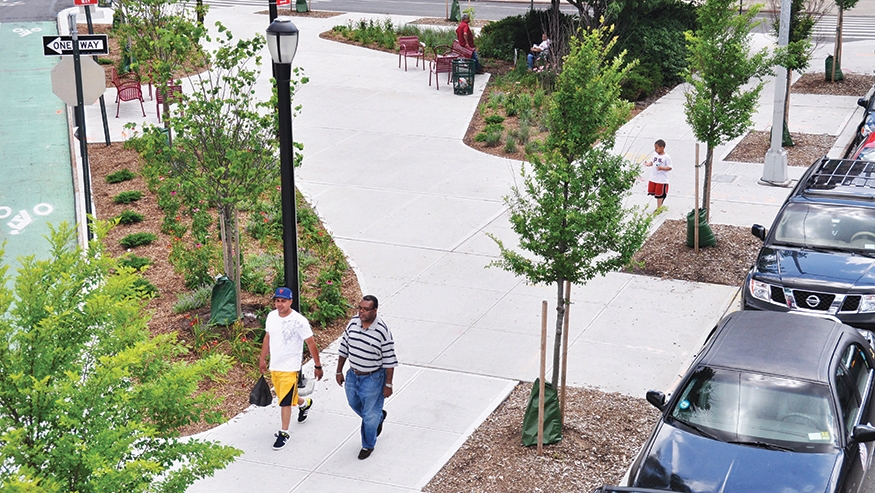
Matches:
[831,0,860,81]
[131,26,307,318]
[770,0,823,144]
[684,0,771,219]
[0,222,240,492]
[491,26,650,387]
[112,0,205,124]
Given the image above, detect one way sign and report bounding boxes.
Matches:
[43,35,109,56]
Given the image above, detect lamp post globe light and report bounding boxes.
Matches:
[266,17,301,312]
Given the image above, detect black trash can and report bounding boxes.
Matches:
[452,58,475,95]
[686,208,716,248]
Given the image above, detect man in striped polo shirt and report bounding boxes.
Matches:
[335,295,398,460]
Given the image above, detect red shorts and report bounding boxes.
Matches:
[648,181,668,199]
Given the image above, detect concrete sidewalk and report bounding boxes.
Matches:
[68,5,875,491]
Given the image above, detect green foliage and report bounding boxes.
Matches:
[173,284,212,313]
[119,253,152,270]
[483,125,504,146]
[308,271,352,329]
[504,134,518,153]
[478,10,579,61]
[621,61,664,101]
[332,17,458,51]
[113,190,143,204]
[484,114,506,124]
[0,223,240,492]
[169,237,219,290]
[241,253,282,295]
[474,132,489,142]
[117,208,145,225]
[120,231,157,248]
[111,0,206,88]
[684,0,771,210]
[771,0,816,73]
[547,25,635,163]
[132,276,159,298]
[611,1,697,93]
[490,26,651,386]
[106,168,137,183]
[130,26,299,301]
[97,57,113,65]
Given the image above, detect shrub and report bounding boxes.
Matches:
[474,132,489,143]
[131,276,158,298]
[173,284,212,313]
[484,128,503,147]
[484,123,505,134]
[119,232,157,248]
[241,253,282,295]
[621,62,664,101]
[118,254,152,271]
[478,10,579,61]
[169,238,219,290]
[106,169,136,183]
[117,209,145,225]
[504,135,517,153]
[113,190,143,204]
[484,115,505,124]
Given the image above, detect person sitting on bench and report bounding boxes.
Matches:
[527,32,550,70]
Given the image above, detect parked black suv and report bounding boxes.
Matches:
[743,158,875,330]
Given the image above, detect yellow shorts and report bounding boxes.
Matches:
[271,371,299,407]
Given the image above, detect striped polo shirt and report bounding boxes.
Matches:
[339,315,398,373]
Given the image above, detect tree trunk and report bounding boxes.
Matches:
[702,146,714,223]
[552,278,566,386]
[833,8,843,82]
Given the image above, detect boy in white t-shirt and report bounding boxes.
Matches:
[644,139,672,212]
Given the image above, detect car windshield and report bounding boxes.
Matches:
[772,202,875,251]
[670,366,838,452]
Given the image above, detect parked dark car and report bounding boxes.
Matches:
[742,158,875,330]
[844,84,875,159]
[619,311,875,492]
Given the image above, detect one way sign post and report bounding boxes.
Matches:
[43,34,108,56]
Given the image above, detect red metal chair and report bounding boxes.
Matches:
[110,66,141,102]
[429,45,458,90]
[156,84,183,122]
[398,35,425,71]
[115,81,146,118]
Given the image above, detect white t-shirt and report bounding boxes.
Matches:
[649,152,672,184]
[265,309,313,372]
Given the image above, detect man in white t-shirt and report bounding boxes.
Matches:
[527,32,550,70]
[259,287,324,450]
[644,139,673,212]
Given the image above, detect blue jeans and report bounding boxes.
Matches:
[344,368,385,449]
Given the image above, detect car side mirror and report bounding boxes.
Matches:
[646,390,666,411]
[853,424,875,442]
[751,224,766,241]
[859,97,870,109]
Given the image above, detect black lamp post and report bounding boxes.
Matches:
[266,17,301,312]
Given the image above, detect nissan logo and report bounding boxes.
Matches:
[805,295,821,308]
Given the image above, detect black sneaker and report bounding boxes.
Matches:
[358,448,373,460]
[272,431,289,450]
[377,410,387,437]
[297,398,313,423]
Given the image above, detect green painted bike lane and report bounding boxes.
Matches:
[0,21,77,274]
